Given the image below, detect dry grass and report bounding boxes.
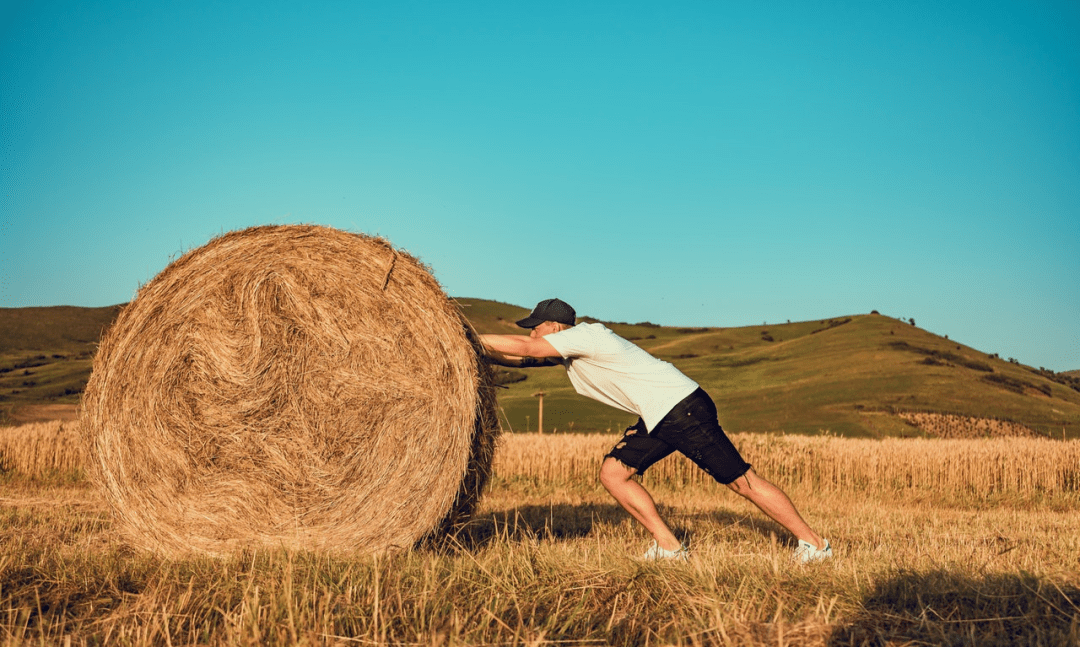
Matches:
[0,420,82,478]
[493,432,1080,501]
[2,429,1079,645]
[79,225,499,556]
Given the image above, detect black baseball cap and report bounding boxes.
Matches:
[516,298,576,328]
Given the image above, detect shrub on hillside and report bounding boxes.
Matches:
[982,373,1052,397]
[810,318,852,334]
[888,342,993,372]
[1031,368,1080,393]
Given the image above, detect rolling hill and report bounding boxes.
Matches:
[0,305,124,422]
[2,300,1078,437]
[0,305,123,354]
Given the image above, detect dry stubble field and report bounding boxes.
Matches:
[2,422,1079,646]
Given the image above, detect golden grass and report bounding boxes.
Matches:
[493,432,1080,499]
[1,429,1079,645]
[0,420,82,477]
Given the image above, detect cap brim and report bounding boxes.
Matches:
[515,316,544,329]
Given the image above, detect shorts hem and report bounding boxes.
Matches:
[715,464,752,485]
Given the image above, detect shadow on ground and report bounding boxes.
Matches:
[830,570,1080,646]
[437,503,790,551]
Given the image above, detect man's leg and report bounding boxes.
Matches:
[726,468,825,550]
[599,457,682,551]
[653,389,828,552]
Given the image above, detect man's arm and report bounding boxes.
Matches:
[479,334,564,368]
[483,352,562,368]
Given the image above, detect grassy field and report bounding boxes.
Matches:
[2,422,1079,645]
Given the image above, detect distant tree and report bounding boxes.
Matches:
[909,318,916,326]
[871,310,880,315]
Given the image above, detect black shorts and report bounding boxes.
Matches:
[606,387,751,485]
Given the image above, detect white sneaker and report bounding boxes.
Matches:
[793,538,832,563]
[641,540,689,562]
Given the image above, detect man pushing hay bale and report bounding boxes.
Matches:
[81,225,498,556]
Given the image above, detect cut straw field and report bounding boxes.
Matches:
[2,423,1079,645]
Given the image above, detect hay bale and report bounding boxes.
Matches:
[81,225,498,556]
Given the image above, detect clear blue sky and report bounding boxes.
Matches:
[2,1,1077,371]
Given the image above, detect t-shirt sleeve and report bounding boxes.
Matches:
[544,325,595,359]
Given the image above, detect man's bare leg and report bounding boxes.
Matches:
[727,468,825,549]
[599,457,682,551]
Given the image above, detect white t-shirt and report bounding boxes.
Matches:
[544,323,699,431]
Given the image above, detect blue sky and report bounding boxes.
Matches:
[2,1,1077,371]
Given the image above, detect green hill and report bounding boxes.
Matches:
[0,305,123,354]
[2,299,1078,437]
[0,305,124,421]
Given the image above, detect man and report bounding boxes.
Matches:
[480,298,832,562]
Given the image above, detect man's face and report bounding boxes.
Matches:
[530,321,560,338]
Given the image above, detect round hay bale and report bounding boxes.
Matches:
[81,225,499,556]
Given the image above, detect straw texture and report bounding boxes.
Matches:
[81,225,498,556]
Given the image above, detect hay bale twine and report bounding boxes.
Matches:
[81,225,499,556]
